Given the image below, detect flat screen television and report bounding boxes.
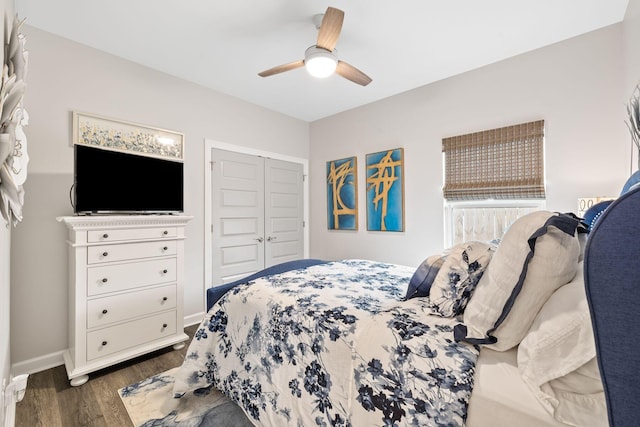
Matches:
[73,144,184,214]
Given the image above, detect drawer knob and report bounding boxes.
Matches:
[162,323,168,328]
[162,296,168,301]
[162,269,168,274]
[102,309,108,314]
[102,252,108,257]
[101,341,108,346]
[102,233,109,239]
[101,278,108,283]
[163,230,169,235]
[163,246,168,251]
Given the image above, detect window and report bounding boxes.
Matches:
[442,120,546,246]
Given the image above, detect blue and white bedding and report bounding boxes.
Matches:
[173,259,480,427]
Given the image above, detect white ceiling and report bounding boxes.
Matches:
[16,0,629,122]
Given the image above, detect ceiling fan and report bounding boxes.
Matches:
[258,7,372,86]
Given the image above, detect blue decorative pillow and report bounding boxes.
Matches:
[621,170,640,195]
[405,253,448,300]
[427,241,495,317]
[583,200,614,232]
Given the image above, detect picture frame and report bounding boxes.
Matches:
[326,156,358,230]
[72,111,185,161]
[366,148,404,232]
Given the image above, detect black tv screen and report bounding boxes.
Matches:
[74,144,184,214]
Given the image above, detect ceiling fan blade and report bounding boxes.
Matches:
[258,60,305,77]
[335,61,372,86]
[316,7,344,51]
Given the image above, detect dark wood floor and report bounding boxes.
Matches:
[15,323,200,427]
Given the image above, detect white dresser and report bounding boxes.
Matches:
[57,215,192,386]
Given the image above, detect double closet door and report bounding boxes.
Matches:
[211,149,304,286]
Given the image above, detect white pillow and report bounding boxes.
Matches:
[456,211,581,351]
[518,265,607,427]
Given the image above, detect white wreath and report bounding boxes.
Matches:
[0,15,28,227]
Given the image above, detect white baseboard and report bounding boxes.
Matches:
[184,312,205,327]
[11,314,206,377]
[11,351,64,377]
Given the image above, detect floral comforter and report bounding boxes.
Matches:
[173,260,479,427]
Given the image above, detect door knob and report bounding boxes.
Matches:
[267,236,277,242]
[255,237,264,243]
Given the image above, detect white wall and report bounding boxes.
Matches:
[1,2,14,424]
[309,23,629,267]
[0,223,10,425]
[623,0,640,170]
[10,26,309,369]
[624,0,640,93]
[0,221,9,424]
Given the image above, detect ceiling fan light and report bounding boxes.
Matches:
[305,46,337,78]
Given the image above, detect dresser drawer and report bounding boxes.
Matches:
[87,284,177,329]
[87,240,177,265]
[87,258,177,296]
[86,311,177,361]
[88,227,177,243]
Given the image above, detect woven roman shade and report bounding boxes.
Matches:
[442,120,545,200]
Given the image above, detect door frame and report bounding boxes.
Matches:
[203,138,310,308]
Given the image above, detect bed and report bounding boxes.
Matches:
[172,187,640,426]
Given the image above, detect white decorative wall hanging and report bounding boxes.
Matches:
[0,15,29,227]
[72,111,184,161]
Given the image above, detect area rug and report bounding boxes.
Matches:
[119,367,254,426]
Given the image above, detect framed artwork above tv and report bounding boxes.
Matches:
[72,111,184,161]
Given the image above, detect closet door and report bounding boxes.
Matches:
[211,149,265,285]
[210,149,305,287]
[264,158,304,267]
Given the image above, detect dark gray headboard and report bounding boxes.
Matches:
[584,185,640,427]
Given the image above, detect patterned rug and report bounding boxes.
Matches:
[118,367,254,426]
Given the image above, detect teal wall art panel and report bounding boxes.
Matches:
[366,148,404,232]
[326,156,358,230]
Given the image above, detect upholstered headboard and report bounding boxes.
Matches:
[584,185,640,427]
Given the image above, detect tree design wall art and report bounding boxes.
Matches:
[366,148,404,232]
[326,156,358,230]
